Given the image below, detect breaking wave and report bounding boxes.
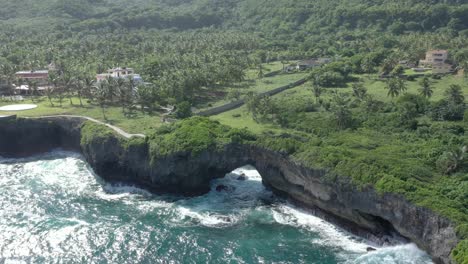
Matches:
[0,152,433,263]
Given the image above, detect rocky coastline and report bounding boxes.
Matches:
[0,117,461,264]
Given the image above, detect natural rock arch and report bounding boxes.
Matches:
[0,117,459,264]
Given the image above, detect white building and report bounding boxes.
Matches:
[96,67,144,83]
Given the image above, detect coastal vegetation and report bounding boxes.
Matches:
[147,117,256,160]
[1,0,468,262]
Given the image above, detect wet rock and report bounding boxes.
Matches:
[237,174,247,181]
[216,185,229,192]
[366,247,377,252]
[2,117,461,264]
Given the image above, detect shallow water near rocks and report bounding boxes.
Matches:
[0,151,433,263]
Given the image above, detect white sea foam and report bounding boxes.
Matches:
[176,207,240,227]
[0,154,434,263]
[96,183,174,212]
[272,204,371,253]
[172,165,268,227]
[99,183,153,199]
[350,243,433,264]
[62,217,89,227]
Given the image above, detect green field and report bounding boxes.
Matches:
[194,62,307,111]
[211,74,468,260]
[0,97,163,134]
[404,69,432,76]
[212,74,468,132]
[0,62,307,134]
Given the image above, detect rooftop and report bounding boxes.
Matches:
[108,67,134,72]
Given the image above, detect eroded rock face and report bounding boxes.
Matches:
[0,118,459,264]
[81,138,459,263]
[244,146,459,264]
[0,117,82,157]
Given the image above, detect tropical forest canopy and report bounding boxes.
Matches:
[1,0,468,262]
[1,0,468,103]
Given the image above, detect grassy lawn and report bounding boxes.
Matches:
[262,61,285,72]
[404,68,432,76]
[0,97,163,134]
[211,107,285,134]
[195,71,308,111]
[211,74,468,133]
[275,74,467,103]
[361,75,467,102]
[210,73,468,235]
[193,61,307,111]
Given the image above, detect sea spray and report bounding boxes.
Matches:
[0,152,433,263]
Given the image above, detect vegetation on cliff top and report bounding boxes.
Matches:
[2,0,468,261]
[212,74,468,262]
[147,117,256,160]
[80,120,119,148]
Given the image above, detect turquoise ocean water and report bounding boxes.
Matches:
[0,152,433,264]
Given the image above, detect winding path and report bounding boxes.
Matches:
[27,115,146,139]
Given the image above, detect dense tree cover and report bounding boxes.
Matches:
[147,117,256,160]
[2,0,468,110]
[0,29,257,107]
[1,0,468,261]
[242,78,468,262]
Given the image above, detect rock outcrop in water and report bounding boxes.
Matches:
[0,117,461,264]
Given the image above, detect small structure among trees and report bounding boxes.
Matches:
[418,50,453,74]
[14,70,51,95]
[96,67,144,84]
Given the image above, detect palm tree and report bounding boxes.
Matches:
[116,77,129,113]
[43,86,55,107]
[386,78,406,98]
[257,64,264,79]
[437,146,466,175]
[61,74,75,105]
[445,84,465,105]
[75,80,85,107]
[105,76,117,103]
[352,82,367,101]
[331,93,352,130]
[93,81,109,120]
[419,77,433,98]
[83,77,95,101]
[312,84,323,104]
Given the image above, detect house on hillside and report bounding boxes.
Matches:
[96,67,144,83]
[14,70,50,94]
[419,50,453,74]
[15,70,49,85]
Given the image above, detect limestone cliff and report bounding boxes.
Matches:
[0,117,461,264]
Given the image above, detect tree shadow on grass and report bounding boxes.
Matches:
[193,80,257,106]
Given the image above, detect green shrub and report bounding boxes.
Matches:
[431,100,466,121]
[80,121,118,147]
[257,133,305,155]
[452,240,468,264]
[175,101,192,119]
[148,117,255,160]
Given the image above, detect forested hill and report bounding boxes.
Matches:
[2,0,468,37]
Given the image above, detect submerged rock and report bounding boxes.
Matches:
[216,185,229,192]
[236,174,247,181]
[366,247,377,252]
